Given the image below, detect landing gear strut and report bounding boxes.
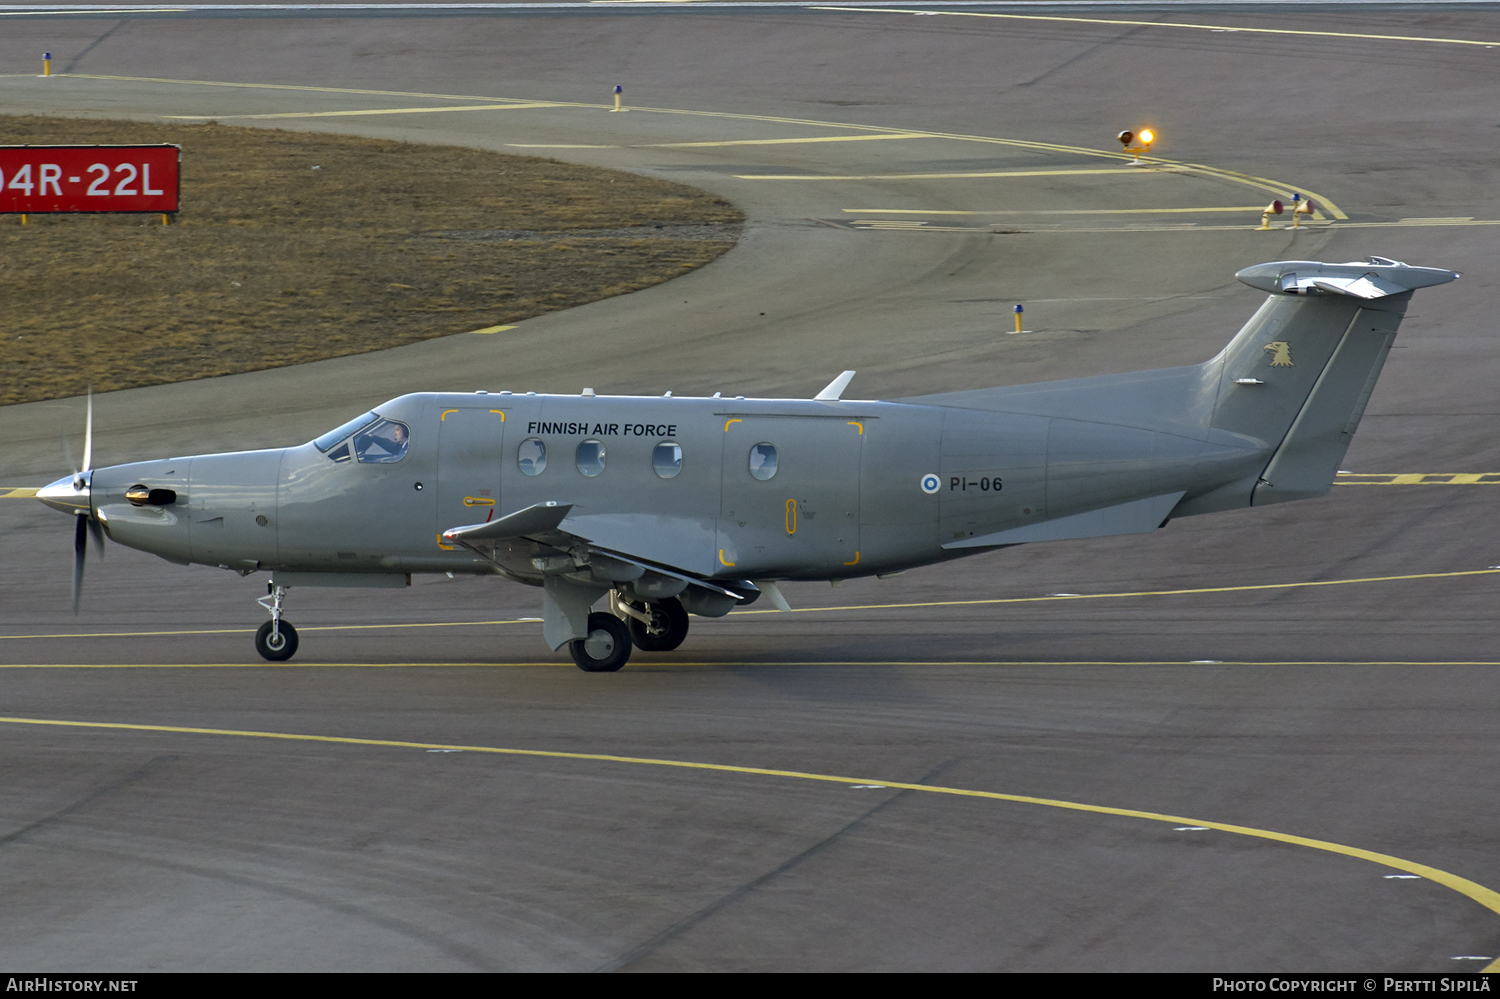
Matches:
[254,583,299,661]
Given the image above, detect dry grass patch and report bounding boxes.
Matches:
[0,116,741,405]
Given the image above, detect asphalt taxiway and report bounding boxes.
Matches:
[1,2,1499,972]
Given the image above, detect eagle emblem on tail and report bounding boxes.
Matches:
[1263,341,1294,367]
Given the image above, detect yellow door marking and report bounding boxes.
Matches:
[439,409,460,421]
[0,488,39,499]
[489,410,507,420]
[738,167,1149,181]
[164,103,557,120]
[847,421,864,435]
[2,711,1497,970]
[469,325,517,335]
[462,497,496,507]
[64,74,1345,219]
[786,499,797,536]
[646,134,928,148]
[846,207,1270,216]
[844,551,861,566]
[723,418,742,432]
[718,549,736,567]
[810,6,1500,48]
[1335,473,1500,485]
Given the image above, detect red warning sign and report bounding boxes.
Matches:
[0,144,180,214]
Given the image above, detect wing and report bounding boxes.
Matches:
[441,502,745,605]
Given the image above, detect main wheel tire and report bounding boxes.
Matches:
[627,597,689,652]
[255,620,299,661]
[569,612,631,672]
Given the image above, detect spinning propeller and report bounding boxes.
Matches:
[37,387,105,612]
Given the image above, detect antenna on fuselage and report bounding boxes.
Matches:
[814,371,856,401]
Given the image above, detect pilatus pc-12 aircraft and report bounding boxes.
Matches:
[38,257,1457,671]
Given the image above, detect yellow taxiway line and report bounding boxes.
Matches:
[3,661,1500,669]
[164,102,558,120]
[0,710,1496,971]
[739,167,1153,181]
[847,206,1269,216]
[810,6,1500,49]
[3,567,1495,642]
[52,74,1346,219]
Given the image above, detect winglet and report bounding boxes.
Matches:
[814,371,856,402]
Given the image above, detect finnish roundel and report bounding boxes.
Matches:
[920,473,941,495]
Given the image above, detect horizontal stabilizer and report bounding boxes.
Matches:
[943,491,1185,549]
[443,501,572,544]
[1237,257,1458,299]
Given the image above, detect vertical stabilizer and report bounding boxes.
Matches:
[1208,258,1458,505]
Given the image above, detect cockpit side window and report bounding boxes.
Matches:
[313,411,379,453]
[353,419,411,463]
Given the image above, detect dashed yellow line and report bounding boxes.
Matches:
[1336,473,1500,485]
[1,710,1497,971]
[810,6,1500,49]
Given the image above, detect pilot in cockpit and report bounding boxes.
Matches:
[353,420,410,463]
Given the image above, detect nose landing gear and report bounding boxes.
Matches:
[254,583,299,661]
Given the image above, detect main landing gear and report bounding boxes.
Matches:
[254,583,299,661]
[567,595,690,672]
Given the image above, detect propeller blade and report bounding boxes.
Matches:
[73,514,87,614]
[82,385,93,475]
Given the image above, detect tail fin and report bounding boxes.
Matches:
[1208,257,1458,505]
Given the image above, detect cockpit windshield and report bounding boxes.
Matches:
[313,411,379,452]
[353,419,411,463]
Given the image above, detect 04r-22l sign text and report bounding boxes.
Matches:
[0,144,180,214]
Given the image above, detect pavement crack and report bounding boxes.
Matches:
[594,757,959,973]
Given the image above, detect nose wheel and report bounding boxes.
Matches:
[255,619,299,661]
[254,583,299,661]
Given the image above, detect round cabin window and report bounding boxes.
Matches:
[576,439,607,477]
[652,441,683,479]
[748,443,778,481]
[517,438,547,476]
